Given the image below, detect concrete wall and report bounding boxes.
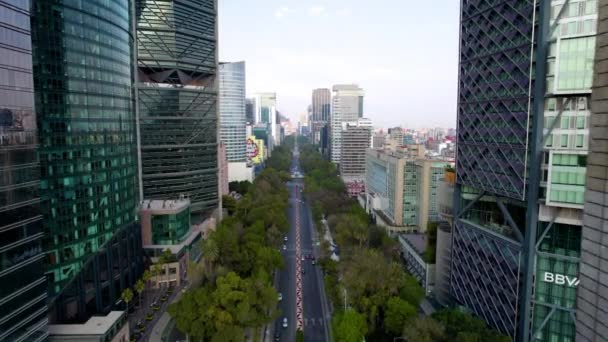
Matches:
[576,1,608,339]
[228,162,254,182]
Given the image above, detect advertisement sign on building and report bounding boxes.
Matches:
[247,136,264,165]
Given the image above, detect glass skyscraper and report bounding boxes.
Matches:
[32,0,141,320]
[452,1,597,341]
[137,0,219,215]
[330,84,364,164]
[0,1,48,340]
[219,61,247,162]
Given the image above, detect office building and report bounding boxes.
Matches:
[254,92,278,150]
[218,141,229,195]
[435,168,455,307]
[32,0,143,322]
[0,2,48,340]
[576,2,608,339]
[137,0,219,215]
[365,146,451,231]
[245,98,255,124]
[452,1,597,340]
[330,84,364,164]
[311,88,331,144]
[340,118,372,180]
[372,131,387,149]
[219,61,246,162]
[388,127,404,146]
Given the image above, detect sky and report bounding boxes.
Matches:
[218,0,460,129]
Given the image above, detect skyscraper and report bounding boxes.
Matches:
[137,0,219,215]
[577,1,608,339]
[452,1,597,341]
[32,0,142,321]
[340,118,372,179]
[330,84,364,164]
[245,98,255,124]
[254,92,278,150]
[311,88,331,144]
[219,61,246,162]
[0,2,47,340]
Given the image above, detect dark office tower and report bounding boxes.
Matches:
[452,1,597,341]
[0,2,48,340]
[136,0,218,215]
[577,1,608,339]
[32,0,142,321]
[246,98,255,124]
[311,88,330,145]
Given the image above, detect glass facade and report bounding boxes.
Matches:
[403,162,418,226]
[0,1,48,340]
[151,208,191,245]
[219,62,247,162]
[137,0,219,214]
[32,0,138,297]
[533,223,581,341]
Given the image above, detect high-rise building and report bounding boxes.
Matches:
[245,98,255,124]
[254,93,278,150]
[137,0,219,215]
[577,2,608,339]
[0,2,48,340]
[311,88,331,144]
[372,131,387,149]
[330,84,364,164]
[388,127,404,146]
[340,118,372,180]
[219,61,246,163]
[33,0,142,321]
[452,1,597,340]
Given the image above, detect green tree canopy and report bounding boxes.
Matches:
[384,297,417,335]
[333,309,368,342]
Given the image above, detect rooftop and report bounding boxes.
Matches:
[48,311,124,336]
[399,233,429,255]
[140,199,190,214]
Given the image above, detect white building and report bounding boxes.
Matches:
[330,84,364,164]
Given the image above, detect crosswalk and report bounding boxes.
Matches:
[303,318,327,327]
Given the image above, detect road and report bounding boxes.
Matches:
[273,143,330,342]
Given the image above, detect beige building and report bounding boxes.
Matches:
[364,146,453,232]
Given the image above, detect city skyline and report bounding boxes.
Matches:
[218,0,459,128]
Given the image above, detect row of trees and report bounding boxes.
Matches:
[299,144,509,342]
[121,248,174,318]
[169,146,293,342]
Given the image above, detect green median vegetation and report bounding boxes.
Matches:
[169,142,294,342]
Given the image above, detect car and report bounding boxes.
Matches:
[312,260,316,265]
[145,312,154,321]
[301,256,305,261]
[160,295,168,302]
[151,302,160,311]
[278,293,283,301]
[282,245,287,251]
[282,317,288,328]
[274,331,281,341]
[301,269,305,275]
[284,236,288,242]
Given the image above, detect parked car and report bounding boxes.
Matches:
[283,245,287,251]
[282,317,288,328]
[278,293,283,301]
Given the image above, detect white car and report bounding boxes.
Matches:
[282,317,288,328]
[278,293,283,301]
[283,245,287,251]
[284,236,288,242]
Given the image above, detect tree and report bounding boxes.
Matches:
[400,273,425,307]
[401,316,446,342]
[121,288,134,317]
[384,297,416,335]
[223,195,237,216]
[333,309,368,342]
[153,263,162,289]
[142,269,152,308]
[135,279,145,312]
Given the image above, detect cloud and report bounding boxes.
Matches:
[308,5,326,16]
[274,6,292,18]
[336,7,352,17]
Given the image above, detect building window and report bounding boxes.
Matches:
[560,134,569,147]
[561,116,570,129]
[546,134,553,147]
[576,134,585,148]
[546,98,557,111]
[576,116,586,129]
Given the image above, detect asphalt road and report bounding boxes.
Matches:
[273,145,330,342]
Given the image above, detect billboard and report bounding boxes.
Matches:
[247,136,264,165]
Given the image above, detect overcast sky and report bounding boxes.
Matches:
[218,0,460,129]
